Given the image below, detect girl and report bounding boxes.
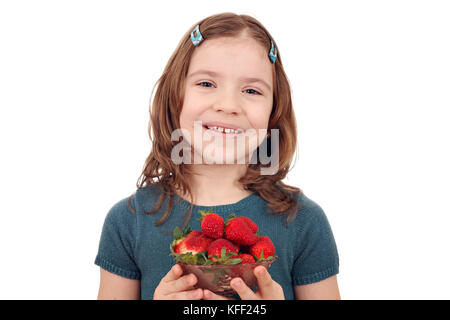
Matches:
[95,12,340,300]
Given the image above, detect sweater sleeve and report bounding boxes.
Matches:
[94,196,141,280]
[291,194,339,286]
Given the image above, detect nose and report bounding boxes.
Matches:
[213,89,242,115]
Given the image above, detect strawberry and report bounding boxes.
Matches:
[234,253,256,264]
[197,208,224,239]
[170,227,214,264]
[249,236,275,260]
[207,238,240,264]
[173,230,213,254]
[235,216,258,234]
[224,216,258,246]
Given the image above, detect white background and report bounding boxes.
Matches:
[0,0,449,299]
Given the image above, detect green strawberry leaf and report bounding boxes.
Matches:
[174,226,192,240]
[225,252,237,259]
[187,254,198,265]
[225,213,237,225]
[173,226,182,240]
[259,249,265,261]
[197,251,215,265]
[197,208,213,221]
[174,252,202,265]
[224,258,242,265]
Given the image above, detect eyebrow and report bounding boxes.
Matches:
[187,70,272,91]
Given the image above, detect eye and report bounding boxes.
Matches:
[244,88,261,95]
[197,81,214,88]
[196,82,261,95]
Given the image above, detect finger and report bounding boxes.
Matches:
[230,277,257,300]
[162,264,183,283]
[169,288,203,300]
[203,289,235,301]
[254,266,284,299]
[254,266,273,293]
[167,273,198,294]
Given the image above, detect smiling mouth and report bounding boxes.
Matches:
[202,124,245,135]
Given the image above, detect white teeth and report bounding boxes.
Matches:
[206,126,241,134]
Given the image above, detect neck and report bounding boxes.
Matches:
[175,164,252,206]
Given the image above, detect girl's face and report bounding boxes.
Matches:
[179,35,274,164]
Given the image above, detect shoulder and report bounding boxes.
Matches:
[103,192,139,230]
[103,183,170,223]
[297,192,325,215]
[107,183,165,217]
[291,191,332,232]
[132,183,167,210]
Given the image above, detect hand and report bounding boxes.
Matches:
[153,264,203,300]
[202,266,285,300]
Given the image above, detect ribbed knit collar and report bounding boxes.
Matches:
[174,191,261,213]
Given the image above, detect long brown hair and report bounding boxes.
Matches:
[128,12,302,228]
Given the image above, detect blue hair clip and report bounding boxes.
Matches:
[190,24,276,63]
[190,25,204,46]
[269,40,277,63]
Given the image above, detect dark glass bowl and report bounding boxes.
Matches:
[178,256,278,297]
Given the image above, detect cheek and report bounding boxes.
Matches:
[247,107,271,129]
[179,100,200,129]
[246,95,273,127]
[180,93,205,128]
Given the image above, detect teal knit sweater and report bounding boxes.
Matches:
[94,183,339,300]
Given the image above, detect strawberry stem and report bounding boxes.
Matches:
[197,208,213,221]
[225,213,237,225]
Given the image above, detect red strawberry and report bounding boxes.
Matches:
[198,209,224,239]
[173,230,213,255]
[224,217,258,246]
[234,253,256,264]
[249,236,275,260]
[235,216,258,234]
[207,238,240,262]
